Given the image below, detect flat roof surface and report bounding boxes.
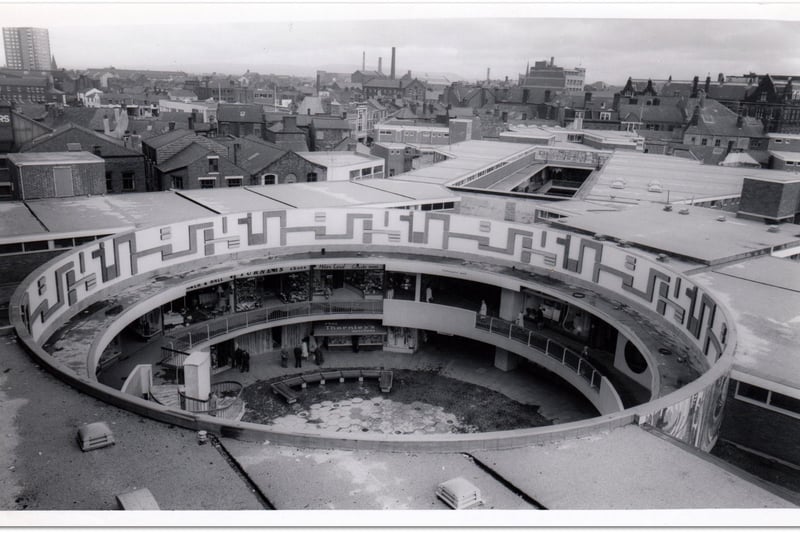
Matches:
[768,151,800,164]
[7,151,104,165]
[247,181,416,208]
[355,178,457,201]
[557,205,800,264]
[0,201,47,240]
[176,188,291,213]
[472,425,794,509]
[692,257,800,390]
[390,140,534,186]
[297,151,381,168]
[102,191,215,226]
[25,196,136,234]
[587,151,790,204]
[23,193,216,235]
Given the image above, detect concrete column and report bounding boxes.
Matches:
[184,349,211,400]
[499,288,524,321]
[494,347,519,371]
[414,273,422,302]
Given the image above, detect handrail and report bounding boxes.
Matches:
[164,299,383,353]
[178,381,244,419]
[475,315,603,391]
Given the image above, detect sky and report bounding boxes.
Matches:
[3,3,800,85]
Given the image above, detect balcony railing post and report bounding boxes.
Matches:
[508,324,513,339]
[206,324,210,342]
[488,317,493,334]
[246,312,249,328]
[545,338,551,356]
[561,348,566,365]
[527,330,532,347]
[188,332,192,348]
[226,318,229,334]
[577,358,583,376]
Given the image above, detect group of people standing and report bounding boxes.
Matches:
[232,346,250,373]
[282,334,324,369]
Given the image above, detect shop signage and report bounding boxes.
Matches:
[315,264,382,270]
[316,320,387,336]
[186,265,308,290]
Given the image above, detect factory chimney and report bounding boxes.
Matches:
[487,67,490,83]
[362,51,365,71]
[378,57,382,74]
[391,47,396,80]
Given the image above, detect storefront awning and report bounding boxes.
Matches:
[315,320,386,336]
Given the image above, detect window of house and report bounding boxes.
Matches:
[389,169,395,177]
[263,174,277,185]
[316,131,324,140]
[122,172,135,191]
[171,175,184,190]
[105,171,113,191]
[226,178,242,187]
[600,112,611,121]
[199,178,215,189]
[701,138,708,146]
[307,172,318,182]
[207,157,219,173]
[285,174,297,184]
[714,139,721,147]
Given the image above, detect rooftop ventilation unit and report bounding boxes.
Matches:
[647,181,663,193]
[436,477,483,510]
[663,205,673,212]
[767,225,780,233]
[679,208,690,215]
[656,253,668,262]
[716,215,727,222]
[77,422,115,452]
[610,180,626,190]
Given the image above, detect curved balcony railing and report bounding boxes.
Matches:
[164,300,384,352]
[179,381,244,419]
[475,315,602,390]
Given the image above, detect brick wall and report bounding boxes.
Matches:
[312,128,349,151]
[181,156,249,190]
[263,152,322,183]
[11,161,105,200]
[104,156,147,193]
[719,381,800,465]
[739,178,800,219]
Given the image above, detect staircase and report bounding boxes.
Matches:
[150,384,181,409]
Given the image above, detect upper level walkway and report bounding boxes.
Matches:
[44,247,703,403]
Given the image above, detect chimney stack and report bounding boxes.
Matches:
[362,51,365,71]
[737,114,743,128]
[283,115,298,132]
[378,57,382,74]
[550,56,554,67]
[391,47,396,80]
[233,142,241,166]
[487,67,490,83]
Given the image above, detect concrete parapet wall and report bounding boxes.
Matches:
[11,208,737,451]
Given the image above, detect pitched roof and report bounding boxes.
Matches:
[685,99,765,138]
[215,136,286,174]
[20,123,142,156]
[157,142,213,173]
[297,96,325,115]
[143,128,194,149]
[617,101,686,124]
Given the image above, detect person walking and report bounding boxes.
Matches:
[426,286,433,303]
[479,300,487,317]
[208,392,218,417]
[280,347,289,368]
[294,346,303,368]
[516,310,525,328]
[301,337,309,360]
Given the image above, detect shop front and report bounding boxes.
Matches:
[314,320,387,352]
